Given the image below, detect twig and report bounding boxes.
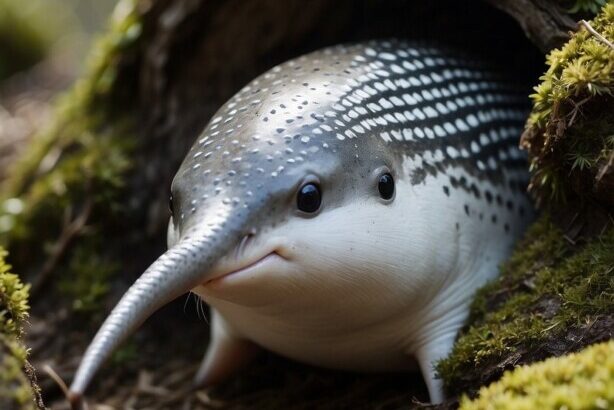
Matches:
[43,364,69,398]
[579,20,614,50]
[567,96,591,127]
[44,364,89,410]
[595,150,614,185]
[31,198,93,297]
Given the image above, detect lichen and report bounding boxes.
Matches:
[0,247,43,410]
[521,3,614,210]
[437,215,614,396]
[459,340,614,410]
[0,0,142,314]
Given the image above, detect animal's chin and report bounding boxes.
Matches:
[203,251,285,288]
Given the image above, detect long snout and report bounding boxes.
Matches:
[68,224,235,406]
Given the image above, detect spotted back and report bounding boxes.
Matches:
[175,40,531,233]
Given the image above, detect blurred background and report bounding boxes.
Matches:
[0,0,115,183]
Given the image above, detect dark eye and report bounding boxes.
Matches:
[297,183,321,213]
[378,173,394,200]
[168,193,174,216]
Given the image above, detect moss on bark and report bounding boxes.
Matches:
[0,248,43,409]
[437,4,613,400]
[0,0,141,315]
[437,215,613,397]
[521,3,614,218]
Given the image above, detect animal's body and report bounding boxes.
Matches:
[69,40,533,406]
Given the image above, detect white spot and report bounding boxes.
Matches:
[467,114,479,127]
[444,122,456,134]
[446,146,459,158]
[455,118,469,132]
[345,130,357,139]
[379,52,397,61]
[419,74,432,85]
[424,106,438,118]
[379,98,393,109]
[402,93,416,105]
[470,141,480,153]
[435,102,449,115]
[403,128,413,140]
[367,102,382,112]
[390,96,404,106]
[390,64,405,74]
[402,61,416,71]
[352,124,365,134]
[434,125,446,137]
[374,82,387,92]
[384,113,397,124]
[412,108,426,120]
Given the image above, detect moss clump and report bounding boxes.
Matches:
[460,340,614,410]
[0,0,142,315]
[0,247,43,410]
[0,248,29,337]
[437,215,614,396]
[521,3,614,211]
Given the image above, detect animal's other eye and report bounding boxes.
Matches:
[378,173,395,200]
[169,193,175,216]
[297,183,321,213]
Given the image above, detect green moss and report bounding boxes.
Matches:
[521,3,614,209]
[0,0,142,314]
[0,248,29,338]
[460,340,614,410]
[0,248,42,410]
[0,335,36,410]
[437,215,614,395]
[58,244,116,313]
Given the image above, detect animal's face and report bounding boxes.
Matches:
[168,95,442,330]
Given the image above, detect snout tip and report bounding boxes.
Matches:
[68,390,84,410]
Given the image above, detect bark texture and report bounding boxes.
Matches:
[483,0,576,51]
